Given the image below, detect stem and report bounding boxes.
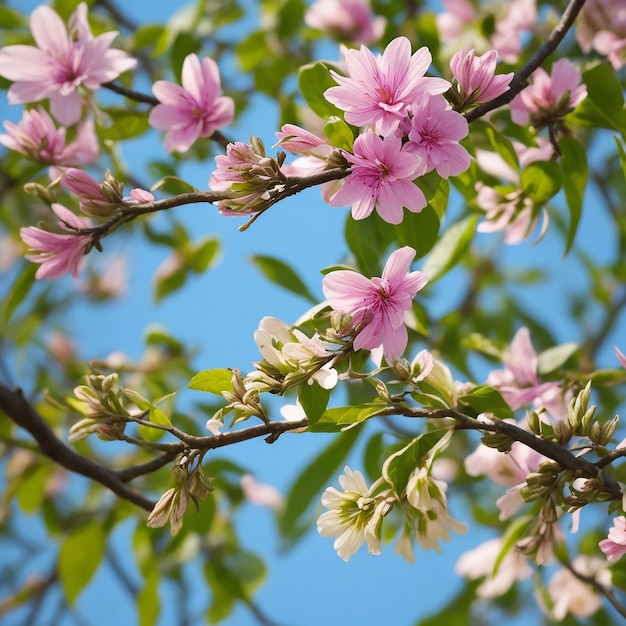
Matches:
[465,0,588,123]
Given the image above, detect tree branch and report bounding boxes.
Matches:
[465,0,588,123]
[0,382,155,511]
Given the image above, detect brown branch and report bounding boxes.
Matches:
[465,0,588,123]
[384,404,623,500]
[0,382,155,511]
[563,559,626,619]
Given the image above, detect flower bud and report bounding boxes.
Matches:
[23,182,54,204]
[392,358,412,381]
[147,487,176,529]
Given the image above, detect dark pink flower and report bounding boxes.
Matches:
[600,516,626,561]
[0,3,136,125]
[449,49,513,109]
[322,246,428,362]
[149,54,234,153]
[20,203,92,279]
[406,94,471,178]
[324,36,450,135]
[329,133,426,224]
[275,124,333,159]
[0,108,98,169]
[510,58,587,127]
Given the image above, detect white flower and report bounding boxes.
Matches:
[414,499,467,552]
[455,537,533,597]
[547,556,611,620]
[317,466,390,561]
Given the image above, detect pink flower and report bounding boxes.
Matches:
[20,203,92,279]
[329,133,426,224]
[615,347,626,368]
[324,36,450,135]
[436,0,476,42]
[129,188,156,203]
[600,516,626,561]
[149,54,234,153]
[576,0,626,70]
[510,58,587,127]
[0,3,136,126]
[240,474,283,510]
[322,246,428,362]
[0,108,98,169]
[305,0,386,45]
[275,124,333,159]
[449,49,513,109]
[405,94,471,178]
[208,140,283,215]
[486,327,568,420]
[490,0,537,63]
[61,168,120,217]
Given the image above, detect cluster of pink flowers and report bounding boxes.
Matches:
[576,0,626,70]
[0,3,136,126]
[322,246,428,362]
[305,0,386,45]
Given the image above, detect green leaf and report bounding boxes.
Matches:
[137,570,160,626]
[474,120,519,172]
[186,237,220,273]
[616,136,626,180]
[298,61,343,120]
[138,406,172,442]
[3,262,37,324]
[308,403,385,432]
[236,31,270,71]
[422,215,477,283]
[278,427,360,545]
[323,116,355,151]
[492,515,534,576]
[16,465,50,514]
[0,6,26,28]
[189,369,233,395]
[153,257,186,302]
[298,383,331,424]
[382,429,450,495]
[458,385,514,418]
[97,107,149,141]
[560,135,588,253]
[150,175,199,195]
[393,205,441,260]
[58,521,107,605]
[345,212,393,276]
[249,255,316,302]
[520,161,562,204]
[537,342,578,374]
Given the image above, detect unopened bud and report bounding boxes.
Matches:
[392,359,412,381]
[23,182,54,204]
[599,415,620,447]
[101,372,118,394]
[146,487,176,529]
[527,409,542,435]
[96,422,124,441]
[330,310,353,335]
[189,468,213,500]
[553,419,573,445]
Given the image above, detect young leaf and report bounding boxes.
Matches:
[323,116,355,151]
[249,255,316,302]
[298,382,331,424]
[537,342,578,374]
[58,521,107,605]
[298,61,343,120]
[189,369,233,395]
[560,135,588,254]
[3,262,37,324]
[520,161,562,204]
[307,403,385,432]
[458,385,514,418]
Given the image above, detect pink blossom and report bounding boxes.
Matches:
[240,474,283,510]
[0,3,136,126]
[61,168,119,216]
[324,37,450,135]
[405,94,471,178]
[615,347,626,368]
[128,188,156,203]
[510,58,587,127]
[600,516,626,561]
[305,0,386,45]
[436,0,476,42]
[0,108,98,169]
[149,54,234,153]
[577,0,626,70]
[449,49,513,109]
[20,203,92,279]
[487,327,568,419]
[322,246,428,362]
[329,133,426,224]
[275,124,333,159]
[490,0,537,63]
[208,141,282,216]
